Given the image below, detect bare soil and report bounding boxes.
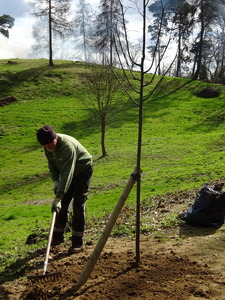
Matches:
[1,187,225,299]
[1,225,225,299]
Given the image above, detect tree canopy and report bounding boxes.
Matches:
[0,14,15,38]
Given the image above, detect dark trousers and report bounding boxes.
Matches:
[54,165,93,237]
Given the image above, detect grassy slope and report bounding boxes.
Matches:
[1,59,225,272]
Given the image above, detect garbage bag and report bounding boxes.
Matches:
[181,183,225,227]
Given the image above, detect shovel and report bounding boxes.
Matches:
[28,211,61,282]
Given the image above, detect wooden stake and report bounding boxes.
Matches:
[73,168,137,291]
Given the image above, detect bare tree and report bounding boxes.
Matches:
[113,0,176,263]
[77,64,123,157]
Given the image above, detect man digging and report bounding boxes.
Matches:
[36,125,93,254]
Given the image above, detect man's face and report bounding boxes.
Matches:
[43,138,57,152]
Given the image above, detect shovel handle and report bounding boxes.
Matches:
[43,211,56,275]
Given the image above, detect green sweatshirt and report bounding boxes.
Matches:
[44,134,92,199]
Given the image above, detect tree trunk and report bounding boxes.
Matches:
[48,0,54,66]
[135,0,147,265]
[101,115,107,157]
[193,0,204,80]
[176,23,182,77]
[110,2,113,67]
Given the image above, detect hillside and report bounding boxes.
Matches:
[1,59,225,299]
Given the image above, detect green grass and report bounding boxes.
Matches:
[1,58,225,274]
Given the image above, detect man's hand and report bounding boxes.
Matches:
[52,180,59,195]
[51,198,62,213]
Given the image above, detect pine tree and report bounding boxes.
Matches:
[95,0,124,66]
[74,0,95,62]
[0,14,14,38]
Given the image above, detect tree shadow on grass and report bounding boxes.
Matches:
[0,60,85,96]
[59,79,197,138]
[60,98,138,140]
[0,173,49,197]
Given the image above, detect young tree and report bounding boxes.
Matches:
[0,14,15,38]
[113,0,176,263]
[78,64,123,157]
[28,0,73,66]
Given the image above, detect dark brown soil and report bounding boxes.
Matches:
[1,227,225,300]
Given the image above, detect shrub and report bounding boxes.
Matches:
[195,86,222,98]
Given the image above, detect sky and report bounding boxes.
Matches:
[0,0,35,58]
[0,0,147,60]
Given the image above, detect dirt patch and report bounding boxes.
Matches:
[0,96,18,107]
[1,228,225,300]
[1,183,225,299]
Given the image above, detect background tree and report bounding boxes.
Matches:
[95,0,125,66]
[190,0,222,80]
[204,0,225,82]
[31,17,49,58]
[148,0,176,75]
[0,14,15,38]
[213,28,225,83]
[28,0,73,66]
[172,0,196,77]
[77,64,123,157]
[74,0,95,62]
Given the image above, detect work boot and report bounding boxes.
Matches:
[68,236,84,255]
[51,232,64,246]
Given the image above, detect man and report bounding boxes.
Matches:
[36,125,93,254]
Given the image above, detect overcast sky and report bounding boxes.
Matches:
[0,0,147,60]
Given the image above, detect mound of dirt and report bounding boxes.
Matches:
[1,230,225,300]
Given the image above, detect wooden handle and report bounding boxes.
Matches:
[43,211,56,275]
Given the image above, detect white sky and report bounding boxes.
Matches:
[0,0,150,60]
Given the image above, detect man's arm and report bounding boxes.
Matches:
[55,148,76,199]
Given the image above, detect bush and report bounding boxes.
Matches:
[195,86,222,98]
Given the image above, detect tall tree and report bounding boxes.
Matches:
[28,0,73,66]
[212,15,225,82]
[191,0,220,80]
[74,0,95,62]
[148,0,177,75]
[172,0,196,77]
[0,14,14,38]
[95,0,125,66]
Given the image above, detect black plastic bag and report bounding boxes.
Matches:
[181,183,225,227]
